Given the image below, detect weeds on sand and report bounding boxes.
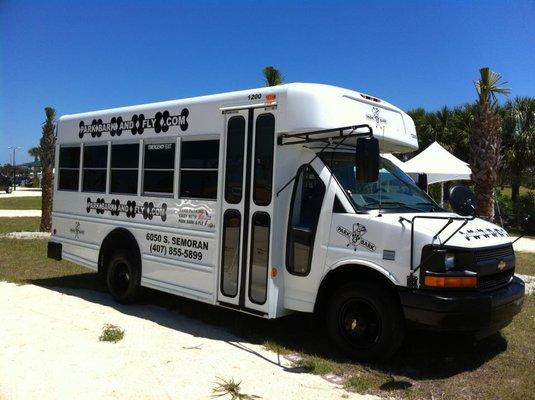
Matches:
[211,377,260,400]
[99,323,125,343]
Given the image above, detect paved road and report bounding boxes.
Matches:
[0,210,41,217]
[0,188,41,199]
[510,236,535,253]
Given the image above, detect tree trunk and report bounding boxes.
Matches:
[511,175,520,205]
[40,167,53,232]
[470,102,501,221]
[39,107,56,232]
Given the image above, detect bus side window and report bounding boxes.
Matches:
[111,143,139,194]
[286,165,325,276]
[58,146,80,191]
[180,140,219,200]
[82,145,107,193]
[143,142,175,196]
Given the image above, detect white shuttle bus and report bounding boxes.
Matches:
[48,83,524,359]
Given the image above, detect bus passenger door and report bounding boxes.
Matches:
[217,107,276,316]
[218,110,249,306]
[242,109,276,315]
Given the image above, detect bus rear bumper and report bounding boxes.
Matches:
[47,241,62,261]
[399,276,525,336]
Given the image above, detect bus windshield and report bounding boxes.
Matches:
[319,152,440,212]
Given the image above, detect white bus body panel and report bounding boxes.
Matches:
[53,83,512,320]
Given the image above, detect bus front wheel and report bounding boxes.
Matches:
[106,250,141,304]
[325,282,405,360]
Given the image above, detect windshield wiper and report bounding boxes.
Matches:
[364,201,426,212]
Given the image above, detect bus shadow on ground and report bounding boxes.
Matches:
[30,272,507,381]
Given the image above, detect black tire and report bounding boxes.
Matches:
[106,250,141,304]
[325,282,405,360]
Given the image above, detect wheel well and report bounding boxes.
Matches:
[314,264,398,314]
[98,228,141,276]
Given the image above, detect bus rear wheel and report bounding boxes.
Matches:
[106,250,141,304]
[325,282,405,360]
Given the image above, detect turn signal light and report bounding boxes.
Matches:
[266,94,276,102]
[424,275,477,288]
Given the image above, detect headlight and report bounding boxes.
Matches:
[444,252,455,270]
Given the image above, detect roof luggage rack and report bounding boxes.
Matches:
[277,124,374,146]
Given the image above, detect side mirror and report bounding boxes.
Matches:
[416,173,428,192]
[356,137,379,183]
[448,185,476,216]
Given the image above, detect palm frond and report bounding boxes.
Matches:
[474,67,510,105]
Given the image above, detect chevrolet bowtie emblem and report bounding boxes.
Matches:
[498,260,507,271]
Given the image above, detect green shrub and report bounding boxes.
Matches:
[496,190,535,234]
[99,323,125,343]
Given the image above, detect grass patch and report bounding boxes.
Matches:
[0,217,41,234]
[516,252,535,276]
[99,323,125,343]
[0,196,41,210]
[0,239,96,286]
[499,186,534,199]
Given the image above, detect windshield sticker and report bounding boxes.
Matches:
[86,197,167,221]
[78,108,189,138]
[337,223,376,252]
[459,228,507,241]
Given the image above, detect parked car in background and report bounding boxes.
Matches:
[0,174,12,193]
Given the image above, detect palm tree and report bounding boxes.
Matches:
[28,146,40,186]
[263,66,283,86]
[470,67,510,220]
[502,97,535,205]
[39,107,56,232]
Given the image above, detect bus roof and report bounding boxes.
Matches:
[58,83,418,153]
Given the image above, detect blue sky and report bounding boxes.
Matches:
[1,0,534,164]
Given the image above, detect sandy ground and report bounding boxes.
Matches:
[0,282,376,400]
[518,274,535,295]
[0,188,41,199]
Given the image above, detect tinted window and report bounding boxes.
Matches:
[221,210,241,297]
[180,140,219,200]
[59,147,80,168]
[83,145,108,168]
[145,143,175,169]
[112,143,139,169]
[181,141,219,168]
[111,143,139,194]
[82,145,107,192]
[287,165,325,276]
[249,212,270,304]
[58,146,80,191]
[253,114,274,206]
[143,143,175,196]
[224,117,246,204]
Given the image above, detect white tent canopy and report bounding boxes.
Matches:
[402,141,472,184]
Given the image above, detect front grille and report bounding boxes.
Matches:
[478,269,515,291]
[474,244,514,264]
